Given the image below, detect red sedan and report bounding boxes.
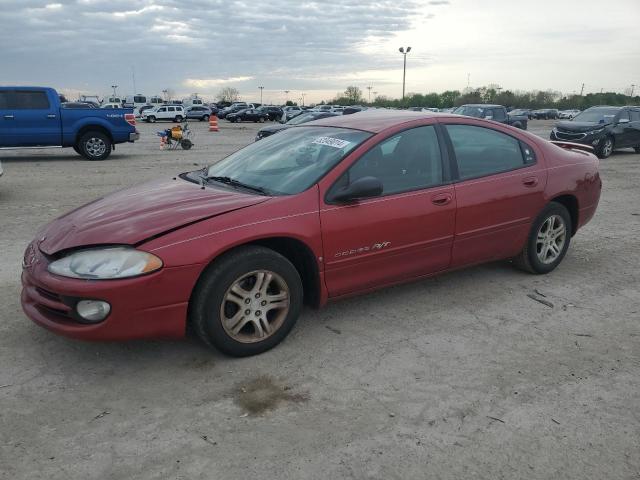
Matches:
[21,111,601,356]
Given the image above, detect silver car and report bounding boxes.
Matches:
[185,106,212,121]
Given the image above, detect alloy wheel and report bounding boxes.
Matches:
[602,138,613,157]
[85,137,106,157]
[536,214,566,264]
[220,270,290,343]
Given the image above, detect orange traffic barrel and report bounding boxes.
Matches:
[209,115,219,132]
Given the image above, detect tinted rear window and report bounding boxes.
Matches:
[3,90,50,109]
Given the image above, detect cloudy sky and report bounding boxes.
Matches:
[1,0,639,104]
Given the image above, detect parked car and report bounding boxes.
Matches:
[255,111,338,140]
[226,108,268,123]
[550,106,640,158]
[185,106,212,121]
[21,110,601,356]
[0,87,138,160]
[558,109,581,119]
[137,105,155,117]
[141,105,185,123]
[281,106,303,122]
[218,104,246,119]
[453,104,528,129]
[343,105,367,115]
[532,109,558,120]
[258,106,284,121]
[509,108,533,119]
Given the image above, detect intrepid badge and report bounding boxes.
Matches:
[334,241,391,258]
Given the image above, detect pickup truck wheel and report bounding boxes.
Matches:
[147,116,156,123]
[190,246,303,357]
[597,136,614,159]
[78,132,111,161]
[513,202,571,274]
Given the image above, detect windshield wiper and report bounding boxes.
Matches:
[205,175,269,195]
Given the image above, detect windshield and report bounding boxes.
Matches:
[453,106,485,118]
[287,112,317,125]
[573,108,620,123]
[205,126,371,195]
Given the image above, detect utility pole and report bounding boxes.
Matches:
[300,93,306,106]
[467,73,470,89]
[284,90,290,104]
[631,84,636,97]
[580,83,585,96]
[399,47,411,100]
[367,85,372,103]
[258,86,264,105]
[111,85,118,98]
[131,66,137,93]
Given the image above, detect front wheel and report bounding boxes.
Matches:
[147,116,156,123]
[597,136,614,159]
[77,131,111,161]
[190,246,303,357]
[513,202,572,274]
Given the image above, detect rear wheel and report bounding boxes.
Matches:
[147,116,156,123]
[513,202,572,274]
[190,246,303,357]
[77,131,111,161]
[597,136,614,159]
[174,115,183,122]
[202,114,210,122]
[634,146,640,153]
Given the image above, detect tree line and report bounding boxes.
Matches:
[326,85,640,110]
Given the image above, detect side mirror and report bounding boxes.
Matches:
[618,118,630,124]
[329,176,383,203]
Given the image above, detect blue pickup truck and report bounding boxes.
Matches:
[0,87,139,160]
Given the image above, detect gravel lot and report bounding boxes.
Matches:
[1,118,638,479]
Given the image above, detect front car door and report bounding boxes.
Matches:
[319,123,456,298]
[440,120,547,268]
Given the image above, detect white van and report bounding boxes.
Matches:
[148,96,164,106]
[124,94,148,114]
[183,97,204,107]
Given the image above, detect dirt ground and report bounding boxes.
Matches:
[0,118,638,479]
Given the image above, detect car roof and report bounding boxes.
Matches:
[301,109,445,133]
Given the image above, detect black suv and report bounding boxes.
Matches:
[550,106,640,158]
[258,106,284,121]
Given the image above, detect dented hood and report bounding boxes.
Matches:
[39,177,269,255]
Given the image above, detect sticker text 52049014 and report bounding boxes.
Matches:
[312,137,351,149]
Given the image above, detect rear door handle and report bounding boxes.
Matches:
[3,115,14,120]
[47,114,57,119]
[431,193,453,206]
[522,176,538,187]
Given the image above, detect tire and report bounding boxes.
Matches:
[147,116,156,123]
[190,246,303,357]
[77,131,111,161]
[259,117,265,123]
[634,146,640,153]
[512,121,522,129]
[174,115,183,122]
[180,139,193,150]
[202,115,209,122]
[597,136,614,159]
[513,202,572,274]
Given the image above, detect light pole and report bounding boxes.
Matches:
[111,85,118,99]
[284,90,290,105]
[367,85,372,103]
[258,86,264,105]
[300,93,306,106]
[632,84,636,97]
[399,47,411,100]
[162,89,168,101]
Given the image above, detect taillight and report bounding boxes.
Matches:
[125,113,136,127]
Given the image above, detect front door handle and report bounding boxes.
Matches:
[431,193,453,206]
[522,176,539,187]
[47,114,57,119]
[3,115,14,120]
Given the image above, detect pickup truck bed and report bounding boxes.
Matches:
[0,86,139,160]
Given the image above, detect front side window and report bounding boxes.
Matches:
[446,125,527,180]
[333,126,444,196]
[205,126,371,195]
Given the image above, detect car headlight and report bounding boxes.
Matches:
[48,247,163,280]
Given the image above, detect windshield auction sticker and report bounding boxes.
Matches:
[312,137,351,149]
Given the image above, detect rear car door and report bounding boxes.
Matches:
[628,109,640,148]
[615,109,634,148]
[442,121,546,268]
[319,124,456,297]
[1,89,61,146]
